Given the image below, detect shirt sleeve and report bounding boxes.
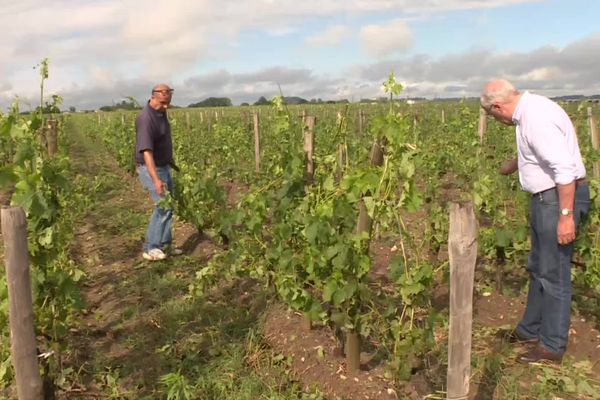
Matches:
[135,114,154,155]
[527,116,578,185]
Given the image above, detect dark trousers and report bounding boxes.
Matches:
[517,183,590,353]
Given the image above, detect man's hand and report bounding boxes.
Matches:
[499,158,518,175]
[153,178,165,197]
[557,215,576,245]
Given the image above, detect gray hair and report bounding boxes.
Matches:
[481,79,520,108]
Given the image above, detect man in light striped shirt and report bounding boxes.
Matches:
[481,79,590,364]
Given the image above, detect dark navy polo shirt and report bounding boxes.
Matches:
[135,102,173,166]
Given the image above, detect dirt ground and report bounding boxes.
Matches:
[61,122,600,399]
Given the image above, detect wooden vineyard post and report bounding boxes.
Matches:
[121,113,125,125]
[358,109,364,136]
[345,138,386,373]
[413,114,417,138]
[301,115,317,331]
[336,144,347,184]
[370,138,384,167]
[46,119,58,158]
[447,202,478,400]
[588,107,600,178]
[1,207,44,400]
[478,108,487,144]
[301,109,307,126]
[253,112,261,172]
[345,331,360,373]
[200,111,204,123]
[441,109,445,124]
[335,110,346,183]
[304,116,316,185]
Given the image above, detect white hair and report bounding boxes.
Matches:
[481,79,520,108]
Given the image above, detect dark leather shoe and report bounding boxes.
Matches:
[507,329,538,345]
[518,345,563,364]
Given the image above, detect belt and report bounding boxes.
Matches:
[532,177,588,197]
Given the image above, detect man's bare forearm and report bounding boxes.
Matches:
[556,181,576,212]
[143,151,160,183]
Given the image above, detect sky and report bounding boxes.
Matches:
[1,0,599,111]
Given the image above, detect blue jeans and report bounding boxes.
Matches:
[517,183,590,354]
[137,165,174,252]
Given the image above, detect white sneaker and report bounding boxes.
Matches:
[142,248,167,261]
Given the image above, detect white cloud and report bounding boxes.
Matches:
[360,19,412,58]
[520,67,563,81]
[89,66,117,87]
[305,25,351,47]
[0,0,590,110]
[354,33,600,98]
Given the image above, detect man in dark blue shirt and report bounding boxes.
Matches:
[135,84,181,261]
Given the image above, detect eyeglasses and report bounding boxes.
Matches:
[153,89,174,96]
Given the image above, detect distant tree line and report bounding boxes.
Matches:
[95,95,436,112]
[20,91,600,115]
[187,96,352,107]
[188,97,233,107]
[99,97,142,112]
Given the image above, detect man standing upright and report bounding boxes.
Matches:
[481,79,590,363]
[135,84,181,261]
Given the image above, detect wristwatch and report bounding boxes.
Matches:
[560,208,574,216]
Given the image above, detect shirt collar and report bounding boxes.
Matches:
[512,91,529,125]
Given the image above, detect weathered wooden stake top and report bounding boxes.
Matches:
[446,202,478,400]
[253,112,261,172]
[588,107,599,178]
[1,207,44,400]
[478,108,487,144]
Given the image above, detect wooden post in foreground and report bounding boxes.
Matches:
[447,202,478,400]
[336,144,346,184]
[1,207,44,400]
[301,115,317,331]
[478,108,487,144]
[253,112,261,172]
[345,138,386,373]
[588,107,600,178]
